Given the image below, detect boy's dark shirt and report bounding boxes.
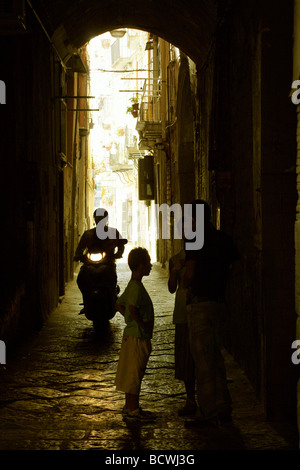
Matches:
[184,224,240,303]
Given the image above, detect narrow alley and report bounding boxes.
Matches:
[1,0,300,456]
[0,263,297,452]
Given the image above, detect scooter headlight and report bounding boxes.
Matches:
[87,252,106,262]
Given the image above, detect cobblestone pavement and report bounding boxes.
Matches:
[0,263,298,454]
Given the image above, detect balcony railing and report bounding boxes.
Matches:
[135,79,162,150]
[138,78,161,123]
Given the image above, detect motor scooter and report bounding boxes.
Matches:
[77,249,120,333]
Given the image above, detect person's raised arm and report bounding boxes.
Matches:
[168,258,184,293]
[183,259,195,289]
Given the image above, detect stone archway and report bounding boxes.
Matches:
[28,0,218,67]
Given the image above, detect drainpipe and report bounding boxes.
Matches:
[159,38,169,265]
[160,39,167,141]
[70,73,80,278]
[26,0,66,69]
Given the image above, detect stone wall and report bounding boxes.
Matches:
[195,0,297,423]
[293,0,300,444]
[0,15,60,346]
[0,9,92,349]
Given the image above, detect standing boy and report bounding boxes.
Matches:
[115,247,155,421]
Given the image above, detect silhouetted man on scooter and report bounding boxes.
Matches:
[74,208,127,322]
[74,208,127,262]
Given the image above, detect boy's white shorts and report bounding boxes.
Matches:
[115,335,152,395]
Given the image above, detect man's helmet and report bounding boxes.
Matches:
[94,208,108,225]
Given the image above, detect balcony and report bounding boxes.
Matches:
[111,38,132,69]
[136,78,162,150]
